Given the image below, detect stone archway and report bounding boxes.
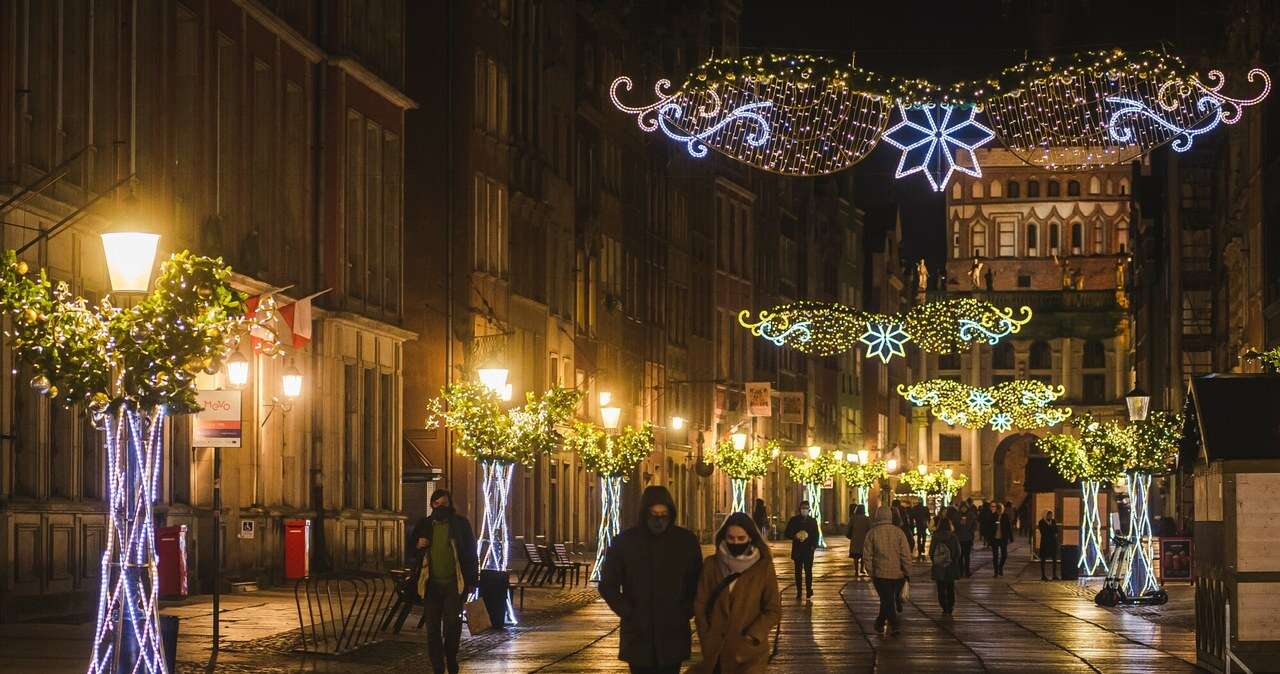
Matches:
[992,433,1040,507]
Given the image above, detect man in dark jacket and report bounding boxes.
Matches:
[991,503,1014,577]
[954,502,977,577]
[409,490,479,674]
[1037,510,1060,580]
[979,501,996,546]
[784,500,821,601]
[911,501,930,560]
[600,485,703,674]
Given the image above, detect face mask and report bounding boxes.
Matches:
[726,541,752,557]
[646,515,670,535]
[800,509,811,516]
[431,506,454,521]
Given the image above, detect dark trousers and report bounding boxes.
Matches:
[991,540,1008,574]
[936,580,956,613]
[795,557,814,595]
[959,541,973,576]
[1041,552,1059,578]
[424,583,463,674]
[871,577,903,630]
[915,529,928,557]
[629,666,681,674]
[903,528,915,553]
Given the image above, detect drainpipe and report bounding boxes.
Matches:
[445,0,456,489]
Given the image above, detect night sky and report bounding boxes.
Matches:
[738,0,1199,268]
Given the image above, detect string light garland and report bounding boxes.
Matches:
[611,49,1270,177]
[839,458,887,507]
[738,299,1032,361]
[564,422,654,582]
[899,379,1072,431]
[1245,346,1280,371]
[707,438,776,513]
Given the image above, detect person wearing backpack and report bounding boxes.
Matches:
[929,517,962,615]
[690,512,781,674]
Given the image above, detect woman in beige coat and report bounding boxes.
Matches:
[690,512,781,674]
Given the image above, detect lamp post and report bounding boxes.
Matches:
[881,456,899,508]
[213,351,251,654]
[1123,385,1161,602]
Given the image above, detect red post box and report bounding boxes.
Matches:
[284,519,311,579]
[155,525,188,597]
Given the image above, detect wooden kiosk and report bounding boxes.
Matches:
[1185,374,1280,673]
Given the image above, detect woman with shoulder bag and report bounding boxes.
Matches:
[691,512,781,674]
[929,517,962,615]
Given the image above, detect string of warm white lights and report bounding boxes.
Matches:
[898,379,1072,431]
[611,49,1271,184]
[739,299,1032,363]
[564,422,654,582]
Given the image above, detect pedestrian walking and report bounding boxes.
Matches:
[408,490,479,674]
[979,501,995,547]
[991,503,1013,577]
[954,502,976,577]
[752,498,769,539]
[862,505,913,635]
[784,501,820,601]
[689,513,781,674]
[1038,510,1060,580]
[600,485,704,674]
[929,517,962,616]
[912,501,930,560]
[847,503,871,578]
[895,500,915,555]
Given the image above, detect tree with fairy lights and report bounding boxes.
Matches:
[1,249,268,674]
[563,422,654,582]
[1038,413,1128,576]
[706,437,775,513]
[1122,410,1183,601]
[899,467,931,508]
[782,449,838,548]
[427,382,580,619]
[838,457,886,508]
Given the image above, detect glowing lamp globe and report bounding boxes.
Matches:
[281,365,303,400]
[944,468,954,478]
[731,432,748,451]
[918,463,928,475]
[858,449,870,464]
[225,351,250,389]
[886,458,899,473]
[1125,387,1150,422]
[834,450,845,463]
[670,415,686,430]
[101,231,160,293]
[770,446,781,459]
[601,406,622,430]
[477,368,509,396]
[846,453,858,464]
[807,445,821,460]
[598,391,613,408]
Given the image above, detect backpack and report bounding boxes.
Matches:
[932,541,954,570]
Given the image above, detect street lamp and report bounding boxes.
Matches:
[731,432,748,451]
[100,211,159,294]
[944,468,954,478]
[282,364,303,400]
[807,445,821,460]
[886,458,898,473]
[598,391,613,408]
[834,450,844,463]
[225,351,249,389]
[477,368,509,397]
[670,415,686,431]
[846,453,858,464]
[1125,386,1151,422]
[600,406,622,430]
[918,463,928,475]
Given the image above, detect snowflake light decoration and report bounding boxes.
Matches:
[990,412,1013,432]
[967,390,995,414]
[860,321,910,363]
[882,103,995,191]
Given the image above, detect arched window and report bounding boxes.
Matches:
[1027,180,1040,198]
[1026,223,1039,256]
[1030,341,1052,370]
[1047,180,1061,197]
[953,182,963,199]
[1116,220,1129,254]
[938,352,961,371]
[1119,178,1129,195]
[992,342,1015,370]
[1006,180,1020,198]
[1089,177,1101,194]
[1083,340,1106,369]
[989,180,1003,198]
[972,223,987,258]
[971,181,983,198]
[1106,179,1114,195]
[1049,223,1060,254]
[952,222,961,259]
[1071,223,1083,253]
[1092,221,1104,254]
[1067,180,1081,196]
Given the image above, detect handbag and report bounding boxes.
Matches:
[899,578,910,602]
[464,597,491,636]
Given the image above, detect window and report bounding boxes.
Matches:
[1116,220,1129,253]
[953,182,963,199]
[50,405,74,499]
[1049,223,1060,254]
[1119,178,1129,195]
[1030,341,1052,370]
[1071,223,1083,254]
[992,342,1014,370]
[1017,274,1032,288]
[1083,374,1107,403]
[971,223,987,257]
[381,373,395,509]
[1089,177,1101,194]
[939,435,962,462]
[1068,180,1081,196]
[363,369,377,509]
[1083,340,1106,368]
[83,413,101,499]
[473,174,508,275]
[1026,223,1039,256]
[1006,180,1020,198]
[1092,221,1104,254]
[989,180,1003,198]
[1047,180,1060,197]
[998,219,1016,257]
[951,223,961,259]
[343,364,358,507]
[970,181,983,198]
[1027,180,1040,198]
[938,353,960,370]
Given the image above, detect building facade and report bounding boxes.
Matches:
[0,0,413,620]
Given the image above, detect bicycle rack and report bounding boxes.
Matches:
[293,571,395,655]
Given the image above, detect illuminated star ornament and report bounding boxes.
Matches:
[990,412,1014,432]
[860,321,910,363]
[882,103,995,191]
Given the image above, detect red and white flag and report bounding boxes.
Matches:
[244,292,282,353]
[280,290,328,349]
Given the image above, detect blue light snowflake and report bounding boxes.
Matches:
[859,321,910,363]
[881,103,995,191]
[989,412,1013,433]
[967,390,995,415]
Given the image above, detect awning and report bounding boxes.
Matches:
[1183,374,1280,466]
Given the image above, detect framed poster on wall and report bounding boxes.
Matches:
[1159,537,1194,582]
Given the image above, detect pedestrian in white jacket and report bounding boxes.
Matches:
[861,505,913,634]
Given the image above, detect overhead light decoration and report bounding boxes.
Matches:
[898,379,1072,431]
[738,299,1031,362]
[881,103,995,190]
[611,49,1269,177]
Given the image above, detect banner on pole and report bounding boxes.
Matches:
[780,392,804,424]
[746,382,772,417]
[194,390,242,447]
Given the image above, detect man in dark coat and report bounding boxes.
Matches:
[784,500,821,600]
[408,490,479,674]
[1037,510,1060,580]
[978,501,996,546]
[954,502,977,577]
[600,485,703,674]
[911,501,930,560]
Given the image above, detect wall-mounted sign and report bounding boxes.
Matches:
[194,390,242,448]
[780,392,804,425]
[746,382,772,417]
[238,520,256,539]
